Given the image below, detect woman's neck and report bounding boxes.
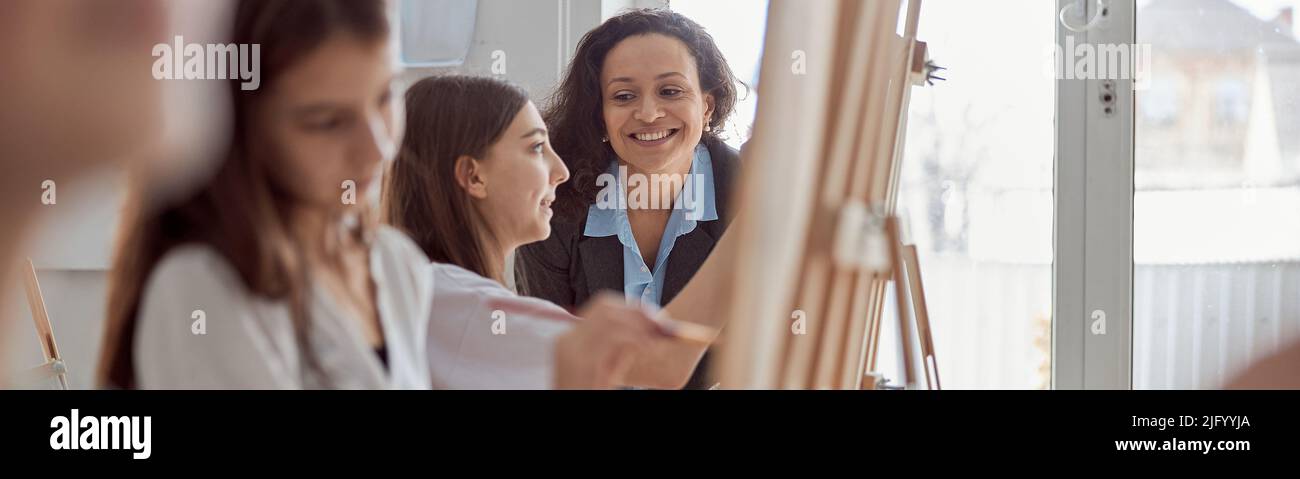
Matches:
[286,204,356,265]
[621,150,695,211]
[480,233,517,287]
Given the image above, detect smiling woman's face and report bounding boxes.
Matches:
[600,33,714,177]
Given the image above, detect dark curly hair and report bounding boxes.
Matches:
[544,8,742,220]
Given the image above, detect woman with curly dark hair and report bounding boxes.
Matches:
[516,8,744,389]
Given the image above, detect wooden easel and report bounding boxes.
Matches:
[890,219,941,390]
[902,244,941,390]
[20,258,69,389]
[717,0,940,389]
[858,220,940,391]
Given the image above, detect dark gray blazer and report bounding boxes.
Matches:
[515,138,740,389]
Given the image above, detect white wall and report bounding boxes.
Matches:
[399,0,668,100]
[4,171,126,388]
[401,0,605,101]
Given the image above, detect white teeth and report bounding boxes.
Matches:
[634,130,673,142]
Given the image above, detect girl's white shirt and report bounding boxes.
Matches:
[134,226,433,389]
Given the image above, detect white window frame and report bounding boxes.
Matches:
[1053,0,1136,389]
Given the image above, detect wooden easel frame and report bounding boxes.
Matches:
[21,258,69,390]
[899,239,941,390]
[717,0,933,389]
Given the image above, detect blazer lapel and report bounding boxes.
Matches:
[577,235,625,301]
[662,225,718,304]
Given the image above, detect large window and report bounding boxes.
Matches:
[895,0,1057,389]
[685,0,1300,390]
[1134,0,1300,389]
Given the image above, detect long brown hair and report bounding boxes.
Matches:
[383,75,529,281]
[545,8,741,220]
[97,0,390,389]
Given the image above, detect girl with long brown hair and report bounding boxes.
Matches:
[98,0,416,389]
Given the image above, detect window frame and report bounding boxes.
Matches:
[1052,0,1136,390]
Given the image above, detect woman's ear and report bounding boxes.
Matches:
[454,154,489,199]
[703,92,716,127]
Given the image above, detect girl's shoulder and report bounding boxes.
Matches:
[429,261,511,297]
[144,243,247,303]
[371,225,436,313]
[373,225,432,267]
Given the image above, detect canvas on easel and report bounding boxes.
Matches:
[716,0,937,389]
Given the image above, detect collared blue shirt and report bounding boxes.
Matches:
[583,144,718,307]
